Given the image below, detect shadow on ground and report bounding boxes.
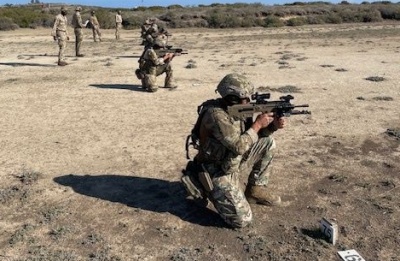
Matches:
[54,174,226,228]
[116,55,141,59]
[21,54,58,57]
[89,84,145,92]
[0,62,56,67]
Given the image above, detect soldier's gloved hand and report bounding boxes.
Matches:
[53,36,57,41]
[163,53,174,62]
[66,36,70,41]
[252,113,274,132]
[273,116,287,129]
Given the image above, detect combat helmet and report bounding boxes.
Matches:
[75,6,82,11]
[216,73,254,103]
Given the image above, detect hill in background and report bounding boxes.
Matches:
[1,1,400,31]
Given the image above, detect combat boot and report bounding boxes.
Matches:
[57,61,68,66]
[244,185,281,206]
[164,85,178,90]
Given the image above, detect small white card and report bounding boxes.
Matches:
[337,249,366,261]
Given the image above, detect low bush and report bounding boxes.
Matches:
[263,15,285,27]
[286,16,308,26]
[0,2,399,30]
[0,17,19,30]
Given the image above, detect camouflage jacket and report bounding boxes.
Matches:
[90,15,99,27]
[72,12,84,29]
[194,99,256,173]
[194,99,276,174]
[51,14,68,36]
[142,48,164,67]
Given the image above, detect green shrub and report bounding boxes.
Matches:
[361,9,383,22]
[286,16,308,26]
[263,15,285,27]
[205,9,242,28]
[323,13,343,23]
[307,15,326,24]
[167,5,184,9]
[1,2,400,30]
[121,15,142,29]
[0,17,19,30]
[0,6,53,29]
[378,5,400,20]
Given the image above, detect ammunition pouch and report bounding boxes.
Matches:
[135,69,145,80]
[181,161,214,200]
[201,137,227,162]
[181,161,204,200]
[198,167,214,193]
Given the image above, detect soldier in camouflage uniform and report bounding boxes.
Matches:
[115,10,123,40]
[140,19,151,45]
[89,11,102,42]
[51,6,70,66]
[136,38,177,92]
[182,73,286,228]
[71,6,85,57]
[142,18,159,46]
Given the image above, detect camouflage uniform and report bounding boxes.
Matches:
[71,7,84,56]
[51,9,69,64]
[143,21,159,46]
[90,12,102,42]
[183,74,279,228]
[115,11,122,40]
[138,41,175,92]
[140,20,151,45]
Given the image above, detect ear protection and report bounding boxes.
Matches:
[224,95,241,105]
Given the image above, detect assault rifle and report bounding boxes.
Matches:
[155,47,188,57]
[227,93,311,120]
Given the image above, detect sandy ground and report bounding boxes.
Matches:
[0,23,399,260]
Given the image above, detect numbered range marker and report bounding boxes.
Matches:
[320,217,338,245]
[337,249,366,261]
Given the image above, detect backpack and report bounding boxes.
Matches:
[185,99,222,159]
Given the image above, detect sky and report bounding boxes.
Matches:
[0,0,357,9]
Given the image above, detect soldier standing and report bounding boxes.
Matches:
[51,6,70,66]
[89,10,102,42]
[115,10,122,40]
[71,6,85,57]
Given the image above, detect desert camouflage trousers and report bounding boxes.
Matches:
[74,28,83,56]
[204,136,276,228]
[142,63,174,92]
[115,22,122,39]
[92,26,101,42]
[56,30,67,62]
